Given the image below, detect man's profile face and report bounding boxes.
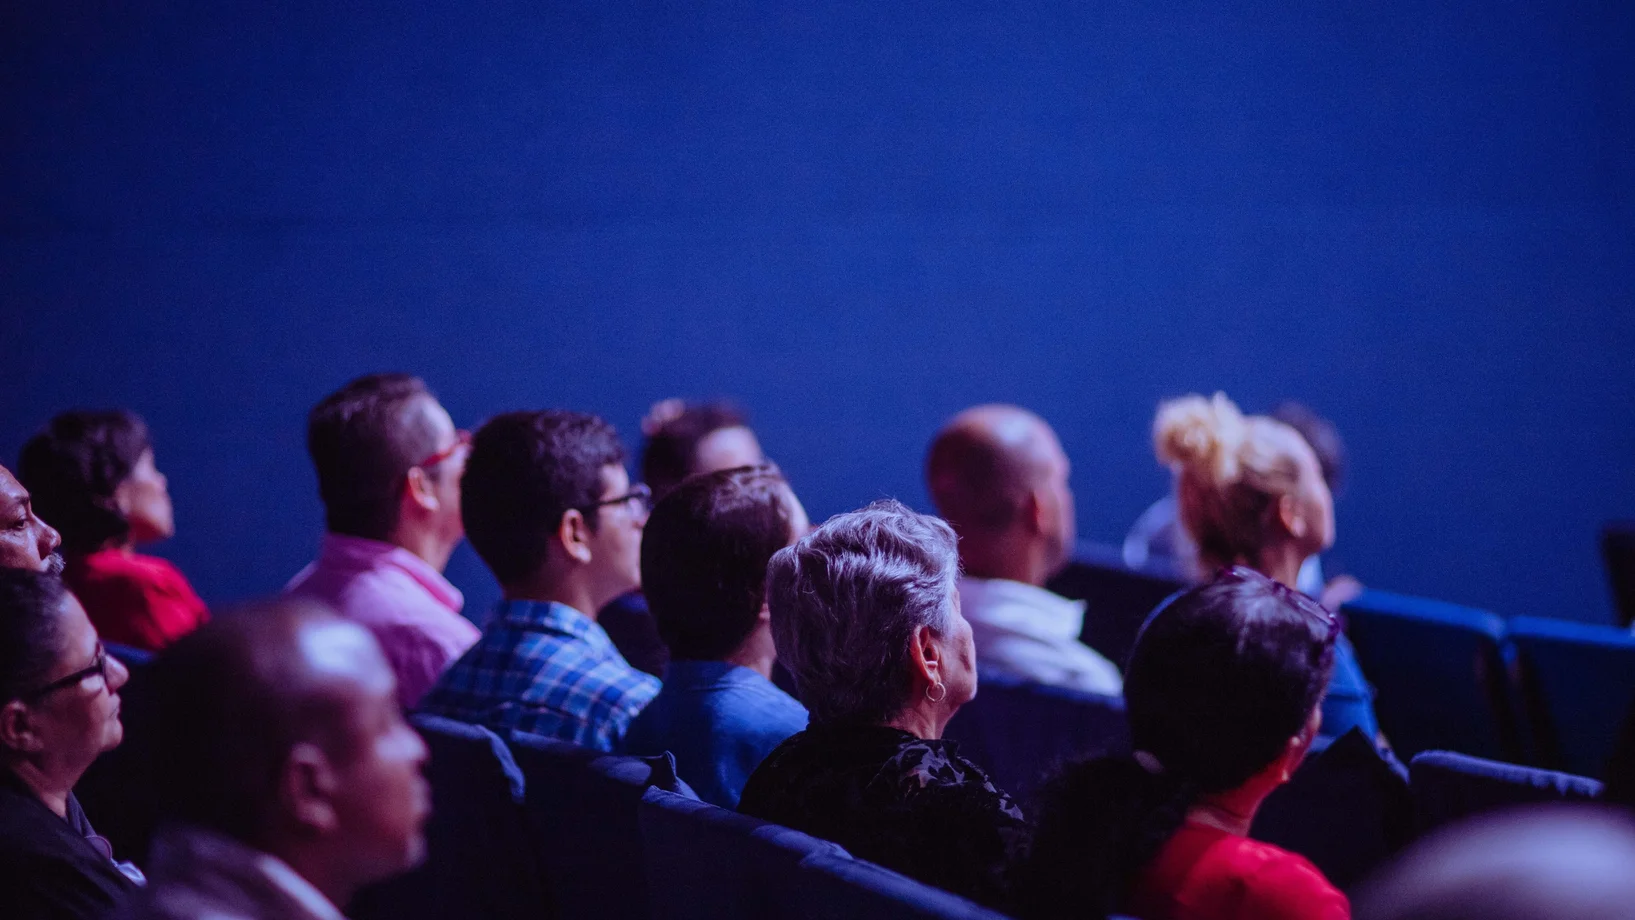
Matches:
[585,464,646,607]
[0,466,63,573]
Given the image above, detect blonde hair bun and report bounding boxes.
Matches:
[1154,392,1248,485]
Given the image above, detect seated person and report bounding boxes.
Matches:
[116,597,429,920]
[926,405,1122,694]
[1151,392,1379,742]
[602,399,767,677]
[622,465,809,807]
[738,500,1027,911]
[0,464,65,574]
[284,374,478,709]
[1019,567,1350,920]
[1126,401,1361,607]
[0,569,141,919]
[19,411,207,651]
[419,411,659,751]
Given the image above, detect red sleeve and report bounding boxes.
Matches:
[74,556,209,651]
[1236,851,1351,920]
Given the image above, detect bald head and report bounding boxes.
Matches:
[149,597,395,839]
[926,406,1077,584]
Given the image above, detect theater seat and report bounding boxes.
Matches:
[1046,541,1184,670]
[352,714,544,920]
[1509,616,1635,777]
[639,788,847,920]
[1603,521,1635,628]
[1409,750,1602,835]
[1339,590,1519,762]
[510,732,691,920]
[943,669,1128,800]
[795,853,1012,920]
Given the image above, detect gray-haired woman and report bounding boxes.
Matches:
[737,500,1026,910]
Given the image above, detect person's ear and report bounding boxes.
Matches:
[280,742,341,835]
[403,467,440,515]
[112,479,136,519]
[558,509,593,565]
[1276,707,1324,783]
[0,701,44,754]
[1276,492,1308,541]
[1023,489,1048,537]
[755,602,772,626]
[908,623,943,690]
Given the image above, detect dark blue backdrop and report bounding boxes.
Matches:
[3,2,1631,623]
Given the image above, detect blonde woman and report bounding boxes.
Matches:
[1152,393,1378,742]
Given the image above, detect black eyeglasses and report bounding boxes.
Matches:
[20,643,110,701]
[577,483,653,517]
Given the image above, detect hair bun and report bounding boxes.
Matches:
[1154,392,1247,485]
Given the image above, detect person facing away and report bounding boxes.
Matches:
[0,568,141,920]
[601,399,767,678]
[19,410,208,652]
[1150,392,1379,743]
[283,373,479,710]
[621,464,810,808]
[418,410,659,751]
[926,404,1123,695]
[1017,567,1349,920]
[1125,401,1363,609]
[115,597,430,920]
[0,463,65,575]
[737,500,1028,911]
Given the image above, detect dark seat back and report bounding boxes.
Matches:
[1409,749,1602,835]
[1046,541,1184,670]
[795,853,1013,920]
[1509,615,1635,777]
[1603,521,1635,628]
[1340,589,1518,761]
[943,669,1128,801]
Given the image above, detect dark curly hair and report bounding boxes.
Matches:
[1017,567,1338,919]
[18,410,153,554]
[461,410,626,585]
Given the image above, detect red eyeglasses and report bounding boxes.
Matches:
[415,430,472,471]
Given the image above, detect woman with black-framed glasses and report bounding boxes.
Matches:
[0,569,142,918]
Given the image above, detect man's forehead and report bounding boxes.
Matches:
[0,469,27,510]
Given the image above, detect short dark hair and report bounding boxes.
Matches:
[462,410,626,585]
[641,465,797,661]
[147,597,357,841]
[1018,568,1338,918]
[0,569,69,704]
[18,410,152,554]
[641,402,749,500]
[306,374,443,541]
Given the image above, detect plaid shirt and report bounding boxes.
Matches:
[418,599,661,751]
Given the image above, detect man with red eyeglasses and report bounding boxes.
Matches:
[284,374,479,709]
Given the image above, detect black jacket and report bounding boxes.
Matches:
[0,769,137,919]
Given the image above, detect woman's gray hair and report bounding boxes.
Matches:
[767,498,960,726]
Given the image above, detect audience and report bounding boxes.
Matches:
[603,399,768,678]
[1127,400,1360,607]
[737,500,1027,910]
[117,597,429,920]
[621,465,810,808]
[0,464,65,574]
[419,411,660,751]
[1152,392,1380,742]
[19,411,207,651]
[284,374,479,710]
[0,569,140,919]
[1018,567,1348,920]
[926,404,1122,694]
[1352,806,1635,920]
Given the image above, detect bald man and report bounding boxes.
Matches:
[926,406,1122,695]
[117,598,429,920]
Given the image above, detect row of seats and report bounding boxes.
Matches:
[352,714,1013,920]
[1047,544,1635,775]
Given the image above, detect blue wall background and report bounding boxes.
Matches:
[3,2,1631,623]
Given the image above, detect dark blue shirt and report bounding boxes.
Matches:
[1321,634,1380,742]
[622,660,808,808]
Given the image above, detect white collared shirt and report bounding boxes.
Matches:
[958,577,1124,695]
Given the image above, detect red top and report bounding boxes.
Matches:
[65,548,210,652]
[1127,823,1350,920]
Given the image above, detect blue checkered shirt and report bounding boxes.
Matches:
[418,599,661,751]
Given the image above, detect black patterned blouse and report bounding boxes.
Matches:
[737,722,1028,910]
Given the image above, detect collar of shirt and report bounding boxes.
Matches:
[147,826,347,920]
[494,599,616,653]
[662,659,765,690]
[314,533,463,613]
[958,576,1086,642]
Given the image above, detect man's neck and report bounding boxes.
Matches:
[6,758,75,818]
[502,575,600,621]
[383,525,455,573]
[269,841,362,915]
[1255,545,1307,594]
[959,538,1049,587]
[1186,783,1269,838]
[723,628,777,680]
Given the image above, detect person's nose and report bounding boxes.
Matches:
[106,654,130,693]
[37,516,61,557]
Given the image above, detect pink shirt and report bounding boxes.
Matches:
[284,534,479,709]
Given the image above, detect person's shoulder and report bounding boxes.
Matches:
[1222,837,1350,920]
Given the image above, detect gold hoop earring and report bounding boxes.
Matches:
[925,682,947,704]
